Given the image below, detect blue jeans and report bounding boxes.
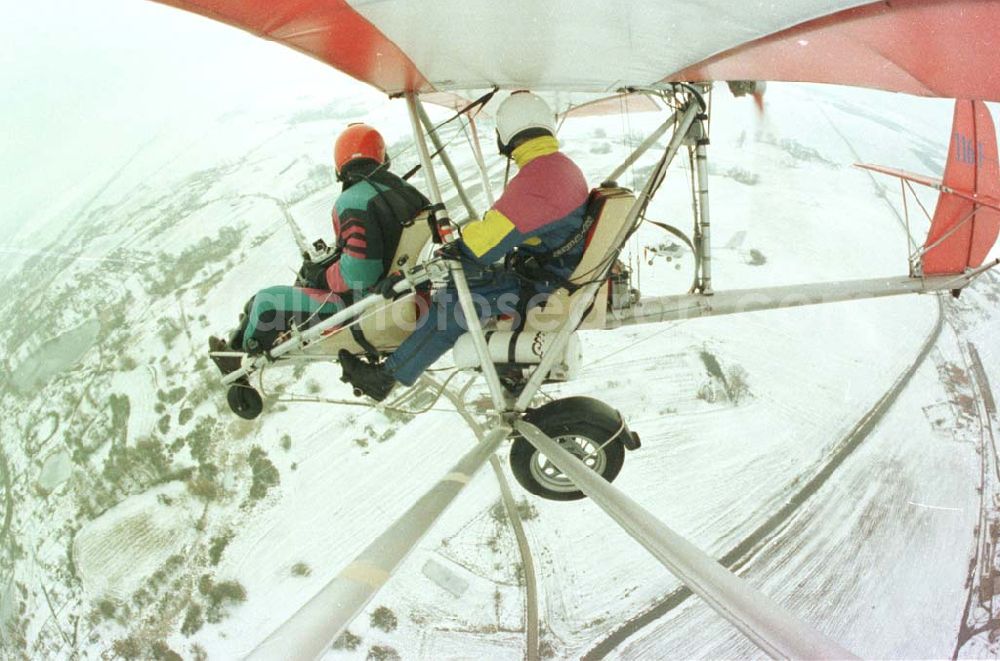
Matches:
[385,268,547,386]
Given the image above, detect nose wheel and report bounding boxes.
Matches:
[227,378,263,420]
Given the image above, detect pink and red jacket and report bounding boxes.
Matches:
[460,135,589,277]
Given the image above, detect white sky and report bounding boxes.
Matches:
[0,0,370,238]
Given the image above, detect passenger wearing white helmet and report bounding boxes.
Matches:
[340,91,590,401]
[494,90,558,156]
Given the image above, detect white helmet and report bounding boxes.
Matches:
[495,91,556,155]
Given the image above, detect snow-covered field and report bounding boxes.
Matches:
[1,76,998,661]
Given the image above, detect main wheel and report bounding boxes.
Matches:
[510,398,627,501]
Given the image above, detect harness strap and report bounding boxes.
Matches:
[549,211,597,261]
[508,206,599,295]
[424,203,449,244]
[368,172,428,273]
[510,254,581,295]
[535,189,606,267]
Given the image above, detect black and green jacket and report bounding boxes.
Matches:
[323,164,428,294]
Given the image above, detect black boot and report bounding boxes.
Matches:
[227,296,255,351]
[339,350,397,402]
[208,336,244,375]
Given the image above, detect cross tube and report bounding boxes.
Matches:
[603,267,1000,329]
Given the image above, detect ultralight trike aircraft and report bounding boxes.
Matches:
[153,0,1000,658]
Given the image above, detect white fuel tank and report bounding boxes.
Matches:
[452,331,582,381]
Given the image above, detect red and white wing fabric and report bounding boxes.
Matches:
[152,0,429,92]
[671,0,1000,102]
[923,101,1000,275]
[151,0,1000,101]
[856,100,1000,275]
[559,93,661,121]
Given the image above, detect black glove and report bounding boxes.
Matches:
[377,271,408,299]
[296,259,329,289]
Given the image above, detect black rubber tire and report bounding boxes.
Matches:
[510,399,626,501]
[227,381,263,420]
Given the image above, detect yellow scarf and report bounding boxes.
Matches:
[511,135,560,168]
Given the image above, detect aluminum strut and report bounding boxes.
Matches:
[281,207,313,258]
[247,425,508,660]
[437,380,540,661]
[606,109,679,185]
[514,420,857,660]
[468,115,496,207]
[414,100,479,220]
[405,93,508,413]
[692,119,713,294]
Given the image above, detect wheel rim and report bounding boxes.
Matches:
[527,434,608,494]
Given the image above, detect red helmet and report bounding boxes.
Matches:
[334,123,386,174]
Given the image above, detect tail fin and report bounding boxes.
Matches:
[923,100,1000,275]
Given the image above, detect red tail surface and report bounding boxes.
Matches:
[923,100,1000,275]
